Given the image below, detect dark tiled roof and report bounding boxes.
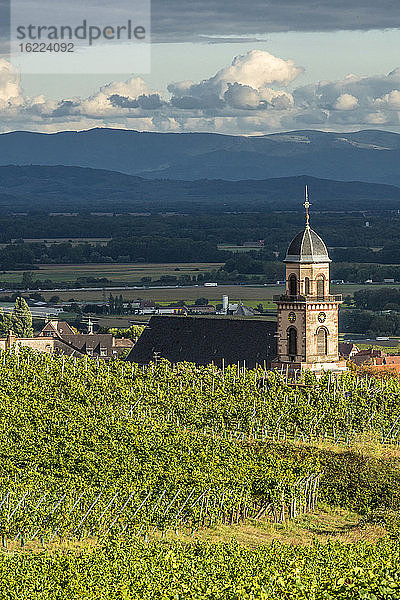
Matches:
[339,342,359,358]
[59,334,120,358]
[126,316,277,368]
[285,226,330,263]
[40,321,75,335]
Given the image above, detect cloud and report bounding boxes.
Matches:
[333,93,359,110]
[0,0,399,54]
[168,50,302,104]
[375,89,400,109]
[0,50,400,134]
[150,0,400,41]
[0,59,24,107]
[224,83,261,109]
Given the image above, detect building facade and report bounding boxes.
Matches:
[272,201,347,375]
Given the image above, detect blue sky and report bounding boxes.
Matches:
[21,30,400,100]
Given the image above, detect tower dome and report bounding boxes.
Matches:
[284,226,330,264]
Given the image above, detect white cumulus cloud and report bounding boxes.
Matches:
[1,51,400,135]
[333,93,359,110]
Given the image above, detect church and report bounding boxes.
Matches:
[271,194,347,375]
[128,191,347,374]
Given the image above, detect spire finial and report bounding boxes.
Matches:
[303,185,311,227]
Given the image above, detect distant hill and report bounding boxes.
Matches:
[0,165,400,213]
[1,128,400,185]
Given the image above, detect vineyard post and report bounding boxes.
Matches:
[74,492,103,536]
[198,493,206,528]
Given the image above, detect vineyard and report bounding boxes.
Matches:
[0,350,400,597]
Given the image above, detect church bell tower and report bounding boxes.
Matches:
[272,188,347,374]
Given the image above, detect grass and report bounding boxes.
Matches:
[185,505,386,548]
[1,505,385,554]
[288,435,400,459]
[39,285,285,304]
[0,263,225,284]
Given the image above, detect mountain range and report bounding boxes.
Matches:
[1,165,400,214]
[1,128,400,185]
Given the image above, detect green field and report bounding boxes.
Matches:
[0,262,224,284]
[2,262,399,309]
[37,282,395,305]
[38,284,282,303]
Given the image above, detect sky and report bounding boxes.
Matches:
[0,0,400,134]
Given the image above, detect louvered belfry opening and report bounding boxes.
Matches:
[317,276,325,299]
[288,327,297,357]
[304,277,310,295]
[317,328,328,355]
[289,274,297,297]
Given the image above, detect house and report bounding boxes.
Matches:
[349,348,400,375]
[155,306,187,315]
[3,320,136,360]
[339,342,360,360]
[187,305,216,314]
[126,315,277,368]
[350,348,384,366]
[0,331,86,357]
[227,302,255,316]
[40,320,76,337]
[58,333,133,359]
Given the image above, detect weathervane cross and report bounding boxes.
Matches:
[303,185,311,226]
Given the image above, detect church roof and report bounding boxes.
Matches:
[126,316,277,368]
[284,225,330,264]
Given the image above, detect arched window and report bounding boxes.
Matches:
[304,277,310,295]
[288,274,297,297]
[288,327,297,356]
[316,327,328,355]
[317,275,325,299]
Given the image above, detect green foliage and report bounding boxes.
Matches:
[282,446,400,514]
[340,309,400,336]
[194,297,209,306]
[0,298,33,337]
[108,325,145,339]
[362,509,400,537]
[354,289,400,312]
[11,297,33,337]
[0,308,12,335]
[0,351,319,539]
[0,353,399,595]
[1,538,400,599]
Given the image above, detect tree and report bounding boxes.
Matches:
[194,297,209,306]
[0,309,12,335]
[21,272,35,289]
[11,297,33,337]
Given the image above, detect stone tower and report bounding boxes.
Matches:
[272,190,347,375]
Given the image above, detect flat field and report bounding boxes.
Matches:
[0,262,224,284]
[36,281,400,305]
[39,284,283,304]
[2,261,399,307]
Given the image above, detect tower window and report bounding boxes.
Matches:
[288,274,297,296]
[304,277,310,295]
[288,327,297,357]
[317,276,325,299]
[317,327,328,355]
